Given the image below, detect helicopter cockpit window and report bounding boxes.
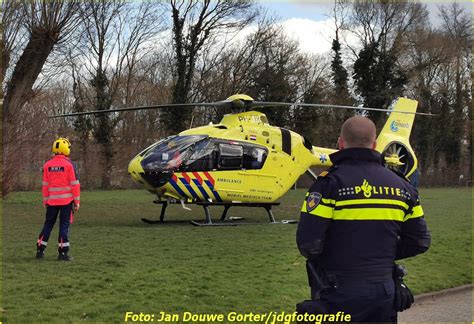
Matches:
[181,139,217,172]
[138,136,175,157]
[141,135,207,172]
[218,143,243,169]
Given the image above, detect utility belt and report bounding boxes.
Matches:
[307,262,394,295]
[324,270,394,285]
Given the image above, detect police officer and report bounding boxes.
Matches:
[296,116,431,322]
[37,138,80,261]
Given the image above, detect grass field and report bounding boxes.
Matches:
[2,188,472,323]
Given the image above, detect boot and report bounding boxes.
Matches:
[36,250,45,259]
[57,251,73,261]
[36,245,45,259]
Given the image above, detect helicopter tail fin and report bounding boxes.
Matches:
[376,98,418,178]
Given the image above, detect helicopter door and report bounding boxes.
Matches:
[215,143,245,202]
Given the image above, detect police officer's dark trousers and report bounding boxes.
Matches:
[319,277,397,323]
[38,203,72,254]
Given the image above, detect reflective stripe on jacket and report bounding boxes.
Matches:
[42,155,80,206]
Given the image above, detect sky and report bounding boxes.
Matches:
[262,1,334,21]
[260,2,337,54]
[261,1,472,22]
[257,1,473,55]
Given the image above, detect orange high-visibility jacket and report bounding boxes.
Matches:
[42,155,80,206]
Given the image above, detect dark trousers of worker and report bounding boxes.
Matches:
[38,203,72,253]
[316,278,397,323]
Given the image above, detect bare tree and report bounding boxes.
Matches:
[391,3,471,185]
[161,0,258,133]
[3,0,81,119]
[2,0,26,86]
[344,1,428,125]
[347,1,428,54]
[438,3,472,177]
[2,0,81,196]
[330,0,353,108]
[74,0,163,188]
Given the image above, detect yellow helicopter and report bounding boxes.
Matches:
[53,94,429,226]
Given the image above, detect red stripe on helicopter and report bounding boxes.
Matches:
[192,172,203,184]
[203,171,215,186]
[172,174,178,182]
[182,172,191,184]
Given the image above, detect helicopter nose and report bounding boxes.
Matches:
[128,154,147,186]
[128,154,175,188]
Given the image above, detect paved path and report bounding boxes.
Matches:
[399,285,472,323]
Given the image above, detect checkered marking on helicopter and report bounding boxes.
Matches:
[306,192,322,212]
[169,172,222,202]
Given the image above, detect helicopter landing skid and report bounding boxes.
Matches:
[142,200,284,226]
[189,220,240,226]
[141,200,168,224]
[189,219,286,226]
[191,202,279,226]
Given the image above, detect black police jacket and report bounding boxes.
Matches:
[296,148,431,280]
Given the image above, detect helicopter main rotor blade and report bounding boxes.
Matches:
[50,98,436,118]
[249,102,436,116]
[49,101,230,118]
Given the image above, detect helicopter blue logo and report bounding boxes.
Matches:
[390,120,409,132]
[390,121,399,132]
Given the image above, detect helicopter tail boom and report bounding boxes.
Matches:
[308,98,419,178]
[376,98,418,177]
[310,147,337,167]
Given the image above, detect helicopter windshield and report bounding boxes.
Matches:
[141,135,207,172]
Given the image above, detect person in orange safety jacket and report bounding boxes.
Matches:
[37,138,80,261]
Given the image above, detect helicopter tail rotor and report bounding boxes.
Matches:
[376,98,418,178]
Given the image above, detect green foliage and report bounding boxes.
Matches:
[247,35,302,128]
[90,69,113,147]
[328,35,354,143]
[330,37,350,102]
[353,42,407,125]
[72,81,93,136]
[249,68,296,128]
[294,81,340,149]
[2,188,471,323]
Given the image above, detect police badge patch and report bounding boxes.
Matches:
[306,192,322,212]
